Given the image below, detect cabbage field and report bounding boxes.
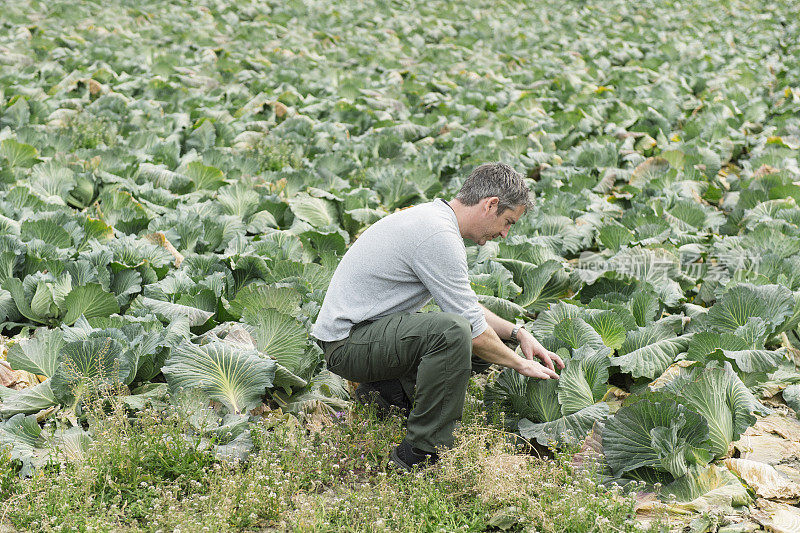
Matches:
[2,0,800,529]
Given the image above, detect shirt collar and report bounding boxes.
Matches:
[436,198,459,229]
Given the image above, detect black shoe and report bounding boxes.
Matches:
[389,439,439,471]
[354,379,411,419]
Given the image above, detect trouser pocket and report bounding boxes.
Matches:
[327,313,407,382]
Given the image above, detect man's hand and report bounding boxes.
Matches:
[513,357,560,379]
[517,328,565,372]
[472,324,562,381]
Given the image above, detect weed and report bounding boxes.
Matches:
[0,386,656,532]
[251,136,304,172]
[63,112,118,150]
[0,448,21,500]
[4,399,221,531]
[295,420,658,532]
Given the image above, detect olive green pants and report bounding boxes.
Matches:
[325,311,490,453]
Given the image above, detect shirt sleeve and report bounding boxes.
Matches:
[409,230,488,338]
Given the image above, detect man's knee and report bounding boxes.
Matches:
[427,313,472,349]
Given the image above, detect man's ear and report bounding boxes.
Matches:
[484,196,500,214]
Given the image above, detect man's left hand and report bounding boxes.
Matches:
[517,328,565,372]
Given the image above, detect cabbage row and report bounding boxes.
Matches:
[1,0,800,508]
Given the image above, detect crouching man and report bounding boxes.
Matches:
[311,162,564,470]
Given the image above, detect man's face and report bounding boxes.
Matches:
[474,198,526,245]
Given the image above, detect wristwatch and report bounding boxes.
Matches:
[510,324,521,343]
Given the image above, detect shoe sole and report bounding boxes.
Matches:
[354,388,392,419]
[354,387,410,421]
[388,446,438,471]
[389,446,413,471]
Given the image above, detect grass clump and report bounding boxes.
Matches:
[4,402,221,531]
[62,111,119,150]
[250,135,304,173]
[440,427,648,532]
[291,421,656,533]
[0,392,656,532]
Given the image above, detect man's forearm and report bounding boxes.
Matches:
[471,325,523,369]
[478,303,565,375]
[478,303,516,341]
[471,326,559,379]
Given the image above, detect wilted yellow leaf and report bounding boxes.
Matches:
[724,458,800,503]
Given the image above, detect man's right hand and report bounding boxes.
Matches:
[472,327,560,380]
[513,358,560,379]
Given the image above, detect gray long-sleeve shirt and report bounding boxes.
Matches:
[311,198,488,342]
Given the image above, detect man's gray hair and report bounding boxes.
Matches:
[455,162,533,214]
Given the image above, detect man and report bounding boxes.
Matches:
[311,162,564,470]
